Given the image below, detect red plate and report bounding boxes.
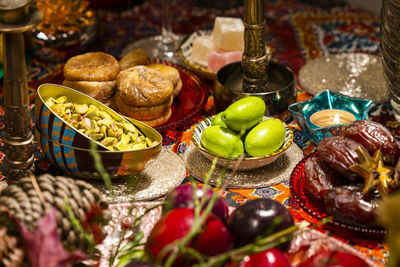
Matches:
[290,152,387,240]
[148,59,208,132]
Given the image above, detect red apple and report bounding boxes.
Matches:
[298,250,369,267]
[228,248,292,267]
[163,184,229,223]
[146,208,232,266]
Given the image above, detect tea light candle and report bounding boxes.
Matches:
[309,109,356,127]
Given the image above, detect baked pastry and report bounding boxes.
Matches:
[140,107,172,127]
[63,52,119,101]
[116,65,173,106]
[115,94,173,120]
[119,48,149,70]
[64,52,119,81]
[115,65,174,127]
[147,63,182,97]
[62,80,116,101]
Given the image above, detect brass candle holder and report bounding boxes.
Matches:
[0,0,42,180]
[214,0,297,116]
[242,0,269,93]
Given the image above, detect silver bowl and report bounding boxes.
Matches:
[214,61,297,116]
[191,116,293,171]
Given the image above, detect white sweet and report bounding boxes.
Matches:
[190,35,215,66]
[212,17,244,51]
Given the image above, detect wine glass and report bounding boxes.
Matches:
[122,0,184,64]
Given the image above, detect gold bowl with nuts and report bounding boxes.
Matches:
[34,83,162,178]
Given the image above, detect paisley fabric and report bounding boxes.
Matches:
[0,0,389,265]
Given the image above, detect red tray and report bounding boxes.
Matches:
[149,59,208,133]
[290,152,387,240]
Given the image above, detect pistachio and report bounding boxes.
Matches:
[98,118,113,128]
[74,104,88,114]
[132,142,147,150]
[114,140,132,151]
[68,119,79,128]
[86,104,100,119]
[64,109,72,121]
[92,119,100,133]
[45,95,156,151]
[90,133,104,141]
[99,111,112,120]
[50,104,65,116]
[110,122,119,132]
[123,122,137,133]
[64,102,74,109]
[101,137,117,146]
[115,128,123,140]
[100,126,107,137]
[55,96,67,104]
[81,118,94,130]
[71,113,81,121]
[145,137,154,147]
[120,134,131,145]
[115,121,124,128]
[107,128,116,137]
[45,97,56,107]
[127,132,138,142]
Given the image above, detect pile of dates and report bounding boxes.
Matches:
[305,120,400,228]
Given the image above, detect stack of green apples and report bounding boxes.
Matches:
[201,96,287,158]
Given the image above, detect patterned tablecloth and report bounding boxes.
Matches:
[0,0,392,265]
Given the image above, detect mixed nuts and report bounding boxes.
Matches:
[45,96,158,151]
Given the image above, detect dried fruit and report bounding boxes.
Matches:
[304,157,340,200]
[345,120,400,166]
[324,186,380,228]
[317,136,364,182]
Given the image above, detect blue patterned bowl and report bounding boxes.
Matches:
[288,90,374,144]
[34,83,162,178]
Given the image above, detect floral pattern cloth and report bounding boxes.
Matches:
[0,0,390,265]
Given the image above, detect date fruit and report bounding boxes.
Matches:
[317,136,364,182]
[304,157,340,200]
[324,186,379,228]
[345,120,400,166]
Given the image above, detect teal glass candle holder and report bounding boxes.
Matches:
[289,90,374,144]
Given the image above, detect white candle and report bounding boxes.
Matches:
[309,109,356,127]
